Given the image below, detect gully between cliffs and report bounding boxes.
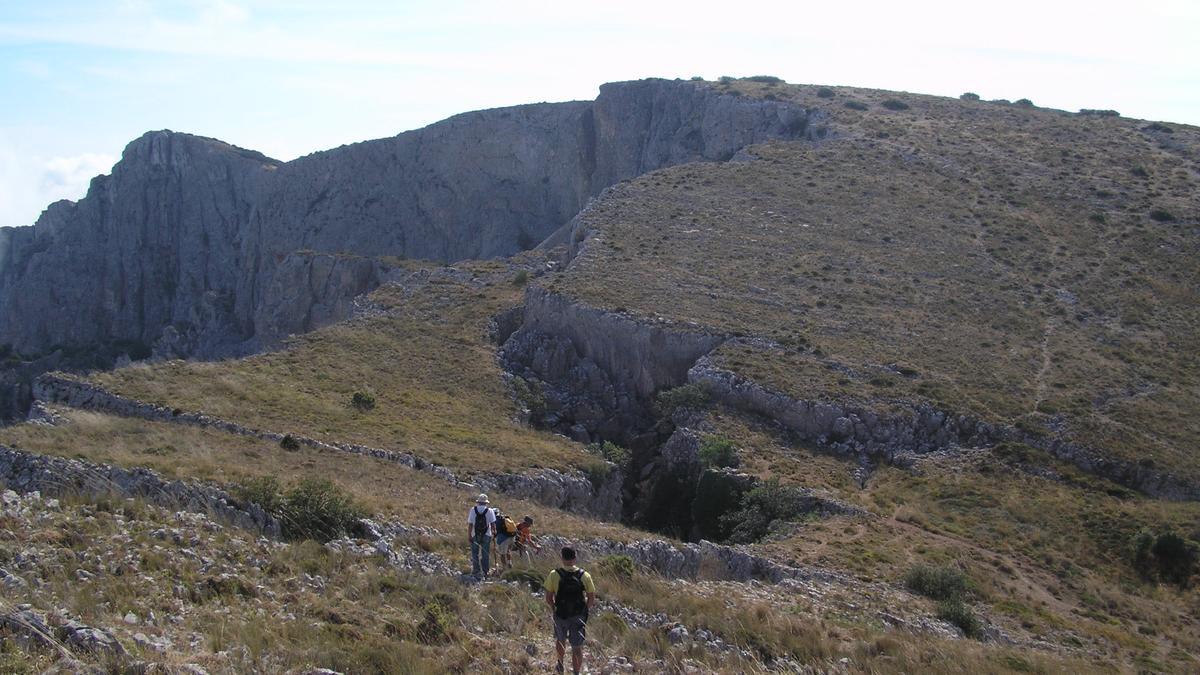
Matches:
[497,286,1199,539]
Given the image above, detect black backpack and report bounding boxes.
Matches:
[472,505,490,536]
[554,568,588,619]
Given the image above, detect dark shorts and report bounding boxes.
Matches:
[553,614,587,647]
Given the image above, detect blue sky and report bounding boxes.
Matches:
[2,0,1198,228]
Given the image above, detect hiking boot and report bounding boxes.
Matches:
[554,662,563,674]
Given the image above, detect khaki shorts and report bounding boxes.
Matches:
[496,536,515,553]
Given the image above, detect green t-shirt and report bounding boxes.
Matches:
[544,567,595,593]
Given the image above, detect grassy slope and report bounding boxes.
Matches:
[0,490,1108,674]
[552,80,1200,479]
[89,261,586,475]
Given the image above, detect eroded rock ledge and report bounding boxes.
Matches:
[0,444,280,537]
[499,289,1199,502]
[30,373,623,518]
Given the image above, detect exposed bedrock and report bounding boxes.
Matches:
[690,355,1200,501]
[0,79,820,390]
[0,444,281,537]
[500,290,1198,504]
[500,286,727,446]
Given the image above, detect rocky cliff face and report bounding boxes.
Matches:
[0,79,819,376]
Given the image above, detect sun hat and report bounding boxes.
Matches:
[476,493,490,504]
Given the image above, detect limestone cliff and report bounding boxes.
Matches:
[0,78,819,373]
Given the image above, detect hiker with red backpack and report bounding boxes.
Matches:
[467,494,496,579]
[513,515,542,563]
[544,547,596,675]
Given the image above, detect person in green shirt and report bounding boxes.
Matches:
[544,547,596,675]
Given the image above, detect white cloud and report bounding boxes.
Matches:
[0,136,115,229]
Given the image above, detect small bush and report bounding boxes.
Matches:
[937,598,982,638]
[234,476,286,515]
[1134,530,1198,586]
[237,477,365,542]
[654,382,712,417]
[959,92,980,101]
[512,270,529,286]
[351,391,376,411]
[281,478,366,543]
[1143,122,1173,133]
[1014,98,1034,107]
[1079,109,1120,117]
[720,480,813,544]
[904,564,970,601]
[843,100,869,111]
[415,601,456,644]
[815,87,835,98]
[689,75,704,81]
[279,434,301,451]
[586,441,631,469]
[698,436,738,469]
[1149,209,1176,223]
[744,75,784,84]
[597,554,636,579]
[1130,166,1149,178]
[881,99,910,111]
[717,75,736,84]
[581,459,614,491]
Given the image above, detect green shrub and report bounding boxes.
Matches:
[1014,98,1034,107]
[881,99,910,111]
[1134,530,1198,586]
[283,478,366,542]
[597,554,636,579]
[960,92,980,101]
[698,436,738,469]
[843,100,869,111]
[351,391,376,411]
[586,441,631,468]
[744,75,784,84]
[1079,108,1120,117]
[654,382,712,417]
[718,75,736,84]
[234,476,286,515]
[689,75,705,81]
[237,477,365,542]
[904,564,970,601]
[815,87,835,98]
[1149,209,1176,223]
[581,459,614,491]
[415,601,456,644]
[279,434,301,451]
[720,480,813,544]
[937,598,982,638]
[512,270,529,286]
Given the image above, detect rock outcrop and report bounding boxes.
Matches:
[500,286,727,444]
[0,79,820,379]
[31,373,625,518]
[0,445,281,537]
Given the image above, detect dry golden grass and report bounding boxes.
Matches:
[730,418,1200,672]
[0,409,641,544]
[90,267,588,475]
[552,81,1199,479]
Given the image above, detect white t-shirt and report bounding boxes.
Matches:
[467,504,496,537]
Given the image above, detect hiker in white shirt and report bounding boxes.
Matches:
[467,493,497,578]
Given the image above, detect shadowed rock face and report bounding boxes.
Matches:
[0,78,818,368]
